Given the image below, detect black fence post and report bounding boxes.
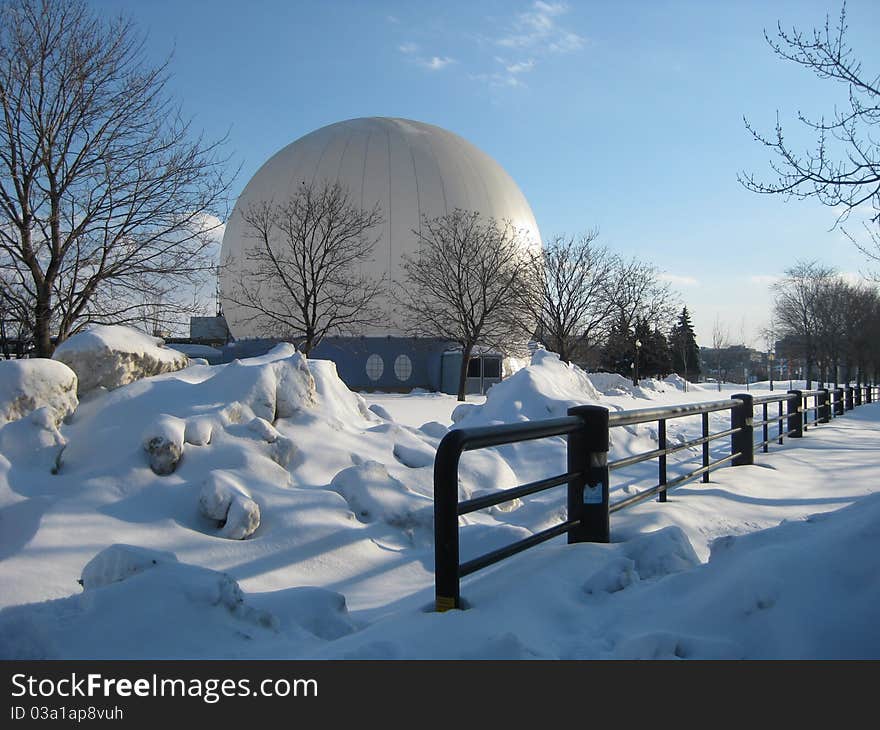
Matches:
[567,405,610,544]
[846,386,854,411]
[702,412,710,483]
[855,385,863,406]
[731,394,754,466]
[434,431,466,612]
[658,418,667,502]
[788,390,803,437]
[834,388,844,416]
[819,388,830,423]
[867,386,873,404]
[777,400,784,445]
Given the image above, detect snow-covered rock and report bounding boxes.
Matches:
[199,472,261,540]
[142,414,185,475]
[270,436,297,468]
[0,358,78,426]
[221,495,261,540]
[248,417,279,443]
[52,325,189,394]
[183,416,214,446]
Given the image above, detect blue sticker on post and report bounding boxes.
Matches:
[583,483,603,504]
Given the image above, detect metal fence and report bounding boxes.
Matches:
[433,384,877,611]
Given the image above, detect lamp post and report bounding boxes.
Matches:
[633,339,642,386]
[768,352,775,391]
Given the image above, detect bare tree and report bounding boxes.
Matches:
[223,180,385,355]
[711,316,729,391]
[525,230,616,364]
[396,209,532,401]
[0,0,230,356]
[772,260,836,388]
[740,3,880,261]
[608,257,678,335]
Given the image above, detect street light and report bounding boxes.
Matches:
[768,352,775,391]
[633,339,642,386]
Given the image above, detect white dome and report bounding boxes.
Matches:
[220,117,541,338]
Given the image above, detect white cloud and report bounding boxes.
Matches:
[470,71,526,89]
[419,56,456,71]
[399,42,418,54]
[497,1,584,53]
[659,273,699,287]
[505,59,535,74]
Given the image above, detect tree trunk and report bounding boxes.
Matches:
[34,293,53,358]
[457,344,473,402]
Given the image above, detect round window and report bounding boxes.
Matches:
[365,354,384,381]
[394,354,413,381]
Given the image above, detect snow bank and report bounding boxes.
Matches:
[53,325,188,393]
[453,350,601,427]
[0,358,77,426]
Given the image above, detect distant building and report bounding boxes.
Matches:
[700,344,766,383]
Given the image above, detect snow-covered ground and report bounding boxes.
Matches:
[1,338,877,659]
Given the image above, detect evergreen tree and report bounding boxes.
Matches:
[669,307,701,382]
[600,314,635,377]
[635,319,673,379]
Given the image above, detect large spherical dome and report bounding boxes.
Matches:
[220,116,541,338]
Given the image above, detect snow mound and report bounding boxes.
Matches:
[393,440,435,468]
[53,325,188,394]
[310,359,375,425]
[329,461,432,529]
[80,544,178,590]
[586,371,637,397]
[0,358,77,426]
[0,549,278,659]
[0,407,66,472]
[368,404,394,421]
[663,373,704,391]
[453,350,601,427]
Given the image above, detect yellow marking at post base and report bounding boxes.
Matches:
[436,596,456,612]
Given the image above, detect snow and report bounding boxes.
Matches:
[0,358,78,426]
[0,343,878,659]
[52,324,189,393]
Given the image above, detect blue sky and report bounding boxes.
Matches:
[94,0,880,347]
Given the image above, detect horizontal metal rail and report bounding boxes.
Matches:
[609,451,741,513]
[459,519,579,577]
[607,399,742,427]
[458,471,578,515]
